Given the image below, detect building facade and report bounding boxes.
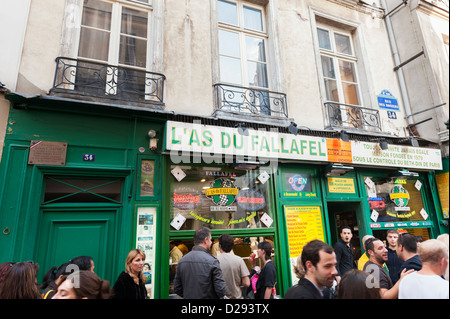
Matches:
[0,0,448,298]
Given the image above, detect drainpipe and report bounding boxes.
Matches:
[380,0,414,126]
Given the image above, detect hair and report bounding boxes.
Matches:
[361,235,374,249]
[437,233,449,248]
[218,234,234,253]
[397,233,417,253]
[70,256,94,271]
[337,269,380,299]
[41,261,73,290]
[418,239,448,265]
[0,262,14,287]
[364,237,382,254]
[301,239,334,269]
[340,226,352,234]
[194,227,211,245]
[293,254,305,279]
[0,262,40,299]
[62,270,112,299]
[386,229,399,236]
[258,241,273,261]
[125,249,146,284]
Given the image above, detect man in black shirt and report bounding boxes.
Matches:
[334,226,355,283]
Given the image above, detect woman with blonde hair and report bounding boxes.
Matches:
[112,249,147,299]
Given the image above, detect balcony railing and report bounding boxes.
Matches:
[325,102,381,132]
[51,57,165,105]
[214,83,288,118]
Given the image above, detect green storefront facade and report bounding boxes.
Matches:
[0,93,448,298]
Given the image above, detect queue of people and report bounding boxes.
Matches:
[0,226,448,299]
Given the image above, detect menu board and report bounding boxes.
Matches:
[136,206,157,299]
[284,206,325,285]
[435,172,449,219]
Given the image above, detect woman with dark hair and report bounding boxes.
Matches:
[52,270,112,299]
[254,241,277,299]
[40,262,72,299]
[337,269,380,299]
[0,262,40,299]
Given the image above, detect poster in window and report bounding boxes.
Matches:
[140,160,155,196]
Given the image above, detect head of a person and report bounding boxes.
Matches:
[362,235,374,250]
[365,238,388,265]
[340,226,353,244]
[418,239,449,276]
[0,262,40,299]
[396,233,417,260]
[194,227,212,249]
[53,270,111,299]
[293,254,305,279]
[337,269,380,299]
[386,229,399,248]
[70,256,95,272]
[257,241,273,261]
[301,240,337,288]
[125,249,146,282]
[218,234,234,253]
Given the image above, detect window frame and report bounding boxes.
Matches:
[217,0,270,90]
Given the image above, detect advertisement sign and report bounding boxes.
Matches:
[327,177,356,194]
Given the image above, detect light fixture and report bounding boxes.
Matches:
[231,159,266,170]
[324,164,354,176]
[389,169,419,178]
[237,123,249,136]
[379,139,389,150]
[288,122,298,136]
[148,130,158,151]
[340,130,350,142]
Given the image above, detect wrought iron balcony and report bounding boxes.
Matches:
[213,83,288,118]
[325,102,381,132]
[51,57,165,106]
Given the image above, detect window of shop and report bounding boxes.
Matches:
[364,176,430,224]
[169,165,274,231]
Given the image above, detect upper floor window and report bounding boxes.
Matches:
[217,0,268,89]
[317,25,361,107]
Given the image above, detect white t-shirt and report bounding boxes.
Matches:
[399,272,449,299]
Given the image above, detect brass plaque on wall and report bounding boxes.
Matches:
[28,141,67,166]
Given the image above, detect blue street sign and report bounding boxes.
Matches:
[377,90,399,111]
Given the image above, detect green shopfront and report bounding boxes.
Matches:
[0,95,447,298]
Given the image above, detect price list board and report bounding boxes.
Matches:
[284,206,325,285]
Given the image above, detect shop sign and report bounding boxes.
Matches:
[166,121,327,163]
[390,185,409,207]
[173,187,202,209]
[205,178,239,207]
[236,190,265,210]
[370,221,432,229]
[327,177,356,194]
[351,141,442,170]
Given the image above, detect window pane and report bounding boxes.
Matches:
[324,79,339,102]
[121,7,148,38]
[218,0,238,25]
[219,30,240,57]
[317,28,331,50]
[342,83,360,105]
[321,56,335,78]
[246,36,266,62]
[339,60,356,82]
[243,6,263,31]
[119,35,147,67]
[78,28,110,61]
[247,61,268,88]
[335,33,352,55]
[140,160,155,196]
[170,166,273,230]
[220,56,242,84]
[82,0,112,30]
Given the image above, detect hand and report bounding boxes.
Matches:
[399,268,415,280]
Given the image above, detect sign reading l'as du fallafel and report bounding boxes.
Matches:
[165,121,328,162]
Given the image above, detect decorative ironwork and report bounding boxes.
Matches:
[52,57,165,105]
[214,83,288,118]
[325,102,381,131]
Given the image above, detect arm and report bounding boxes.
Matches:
[241,276,250,287]
[263,287,272,299]
[379,268,415,299]
[212,260,227,298]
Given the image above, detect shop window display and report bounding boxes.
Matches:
[170,166,273,230]
[365,176,428,223]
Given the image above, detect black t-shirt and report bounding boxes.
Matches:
[255,261,276,299]
[363,261,393,290]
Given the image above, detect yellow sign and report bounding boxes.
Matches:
[205,187,239,196]
[327,177,356,194]
[435,172,449,219]
[390,193,410,199]
[284,206,325,258]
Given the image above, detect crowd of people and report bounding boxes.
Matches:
[0,226,448,299]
